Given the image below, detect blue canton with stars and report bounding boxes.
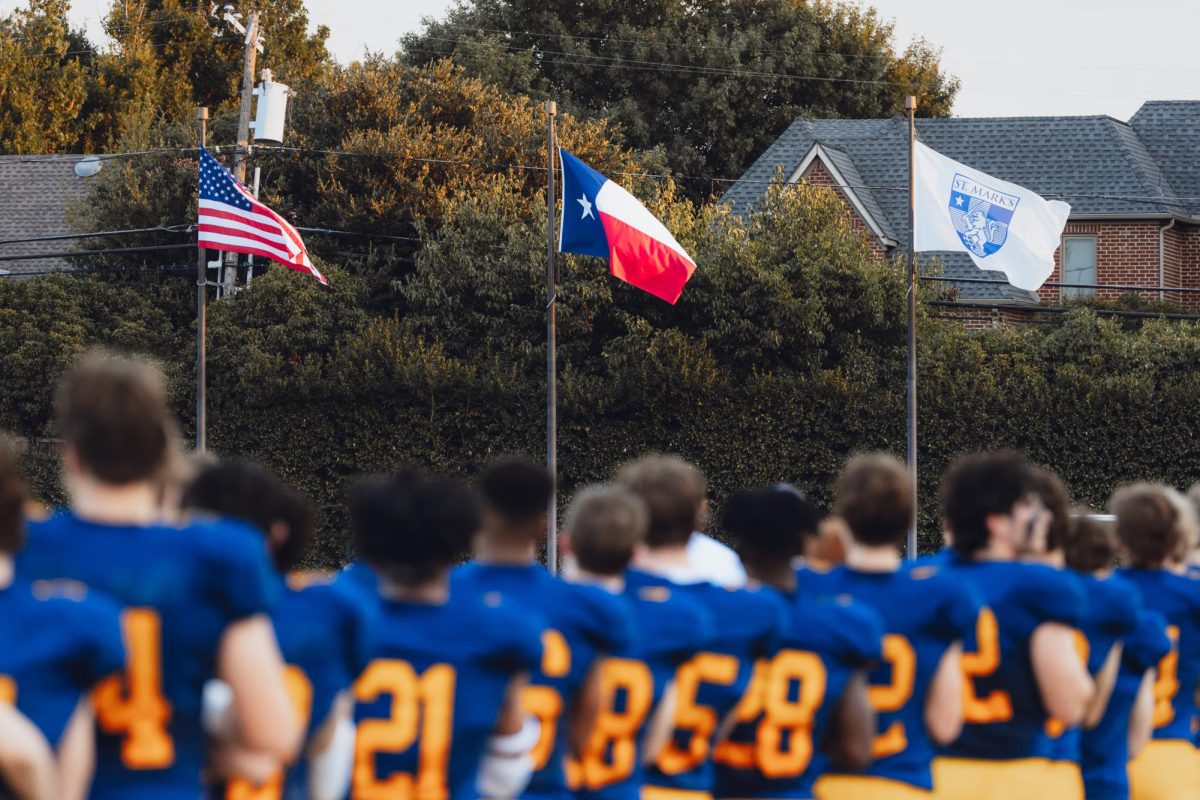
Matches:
[199,147,252,211]
[558,149,610,259]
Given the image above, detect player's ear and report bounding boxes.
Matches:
[60,443,83,481]
[268,520,290,553]
[695,498,709,532]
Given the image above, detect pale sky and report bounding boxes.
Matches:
[39,0,1200,120]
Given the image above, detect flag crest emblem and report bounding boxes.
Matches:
[948,173,1020,259]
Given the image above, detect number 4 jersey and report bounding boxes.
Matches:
[351,589,543,800]
[17,511,280,799]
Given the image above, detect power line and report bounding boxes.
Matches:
[0,225,191,246]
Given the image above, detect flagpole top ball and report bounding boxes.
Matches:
[544,100,557,115]
[196,107,209,121]
[906,96,917,110]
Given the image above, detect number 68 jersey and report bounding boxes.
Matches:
[350,589,543,800]
[17,511,280,799]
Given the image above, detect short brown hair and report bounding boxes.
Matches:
[835,454,913,548]
[1030,468,1071,552]
[614,455,705,548]
[56,351,172,484]
[1064,512,1118,573]
[0,439,28,554]
[565,484,648,576]
[1111,483,1183,568]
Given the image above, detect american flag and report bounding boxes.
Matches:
[197,147,327,285]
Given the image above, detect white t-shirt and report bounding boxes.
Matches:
[685,532,747,588]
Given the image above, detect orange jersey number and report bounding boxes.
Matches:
[226,666,314,800]
[577,658,653,790]
[521,630,572,771]
[869,634,917,758]
[1152,625,1181,729]
[961,608,1013,724]
[93,607,174,769]
[711,660,769,770]
[656,652,739,775]
[757,650,827,778]
[352,660,455,800]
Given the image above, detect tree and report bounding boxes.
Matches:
[402,0,959,198]
[0,0,92,153]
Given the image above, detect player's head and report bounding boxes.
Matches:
[350,468,480,586]
[940,450,1043,558]
[563,484,648,577]
[1166,486,1200,564]
[182,459,316,573]
[0,440,27,556]
[1064,512,1118,574]
[1029,467,1070,557]
[614,455,706,548]
[1111,483,1188,569]
[478,456,553,544]
[55,350,174,486]
[724,484,821,567]
[834,453,914,549]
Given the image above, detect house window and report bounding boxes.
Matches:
[1062,236,1097,299]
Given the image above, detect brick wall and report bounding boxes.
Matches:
[1039,222,1167,303]
[1178,225,1200,309]
[800,160,888,260]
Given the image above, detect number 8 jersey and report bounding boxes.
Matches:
[351,589,543,800]
[17,511,280,799]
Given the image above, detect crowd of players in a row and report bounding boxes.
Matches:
[0,350,1197,800]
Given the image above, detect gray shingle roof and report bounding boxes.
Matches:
[0,155,92,276]
[721,102,1200,302]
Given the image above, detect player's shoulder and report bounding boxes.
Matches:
[790,592,884,663]
[1082,572,1141,624]
[628,580,713,649]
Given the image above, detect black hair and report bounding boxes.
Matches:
[723,484,821,562]
[479,456,553,528]
[350,468,480,584]
[941,451,1035,557]
[182,459,316,573]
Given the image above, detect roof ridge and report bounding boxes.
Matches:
[1100,117,1180,206]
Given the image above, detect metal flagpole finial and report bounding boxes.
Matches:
[545,100,557,115]
[905,95,917,110]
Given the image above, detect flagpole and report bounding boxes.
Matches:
[545,99,559,574]
[196,106,209,453]
[905,95,918,559]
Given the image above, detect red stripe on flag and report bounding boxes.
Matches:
[199,237,327,284]
[198,207,280,235]
[598,213,696,304]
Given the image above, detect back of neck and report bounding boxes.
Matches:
[571,569,625,594]
[743,560,796,593]
[472,527,538,566]
[845,542,902,572]
[69,478,159,526]
[634,544,691,576]
[381,575,450,604]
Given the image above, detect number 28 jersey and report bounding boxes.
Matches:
[351,589,543,800]
[17,511,280,800]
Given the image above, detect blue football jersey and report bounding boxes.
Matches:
[713,590,883,799]
[574,580,713,800]
[815,564,981,790]
[0,577,124,746]
[451,563,638,800]
[623,570,786,794]
[1081,606,1171,800]
[351,588,543,800]
[215,574,375,800]
[1116,568,1200,743]
[941,560,1086,761]
[17,511,279,799]
[1040,571,1139,764]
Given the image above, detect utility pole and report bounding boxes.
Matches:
[232,10,261,183]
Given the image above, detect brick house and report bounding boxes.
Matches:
[720,101,1200,317]
[0,154,95,276]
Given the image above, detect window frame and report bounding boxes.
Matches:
[1060,235,1098,300]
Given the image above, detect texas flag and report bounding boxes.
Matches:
[558,149,696,304]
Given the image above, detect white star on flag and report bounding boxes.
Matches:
[577,193,594,220]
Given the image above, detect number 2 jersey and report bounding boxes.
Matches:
[713,590,883,800]
[0,576,125,747]
[16,511,279,799]
[451,563,638,800]
[623,569,786,797]
[351,588,543,800]
[815,564,981,790]
[940,560,1086,761]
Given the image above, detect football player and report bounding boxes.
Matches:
[717,483,881,800]
[1026,471,1137,800]
[1066,514,1170,800]
[348,469,543,800]
[931,452,1093,800]
[0,438,124,799]
[181,459,374,800]
[814,455,980,800]
[452,457,637,800]
[1112,484,1200,800]
[15,352,299,799]
[615,456,787,800]
[560,484,712,800]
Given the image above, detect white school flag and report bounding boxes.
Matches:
[913,141,1070,292]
